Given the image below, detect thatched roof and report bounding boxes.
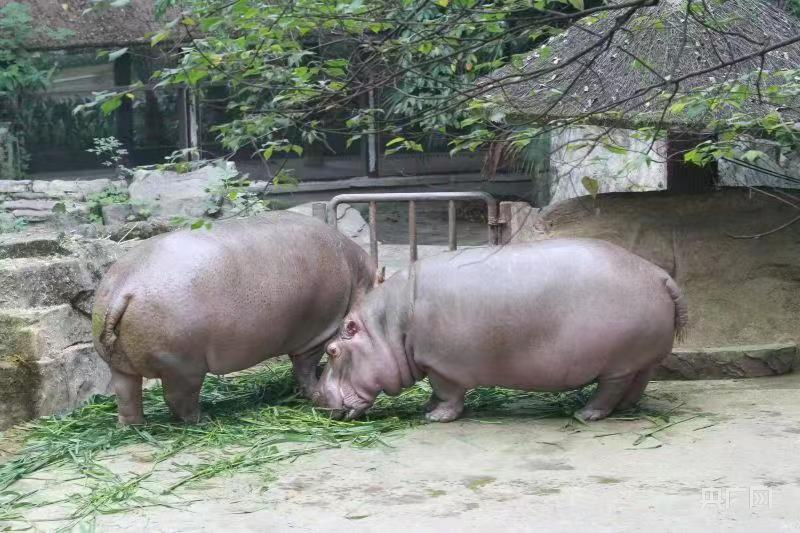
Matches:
[488,0,800,124]
[0,0,172,50]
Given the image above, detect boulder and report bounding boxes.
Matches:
[129,162,235,219]
[102,203,133,225]
[288,202,370,246]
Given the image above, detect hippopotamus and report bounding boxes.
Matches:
[314,238,688,422]
[92,211,379,425]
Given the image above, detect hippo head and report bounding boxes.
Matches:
[313,277,411,420]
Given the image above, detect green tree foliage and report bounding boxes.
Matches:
[83,0,800,178]
[0,3,51,108]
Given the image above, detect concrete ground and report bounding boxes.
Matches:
[7,374,800,532]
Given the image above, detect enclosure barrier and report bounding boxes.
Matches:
[315,192,504,264]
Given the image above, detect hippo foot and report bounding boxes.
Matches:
[117,414,145,427]
[425,404,463,423]
[424,393,441,413]
[296,387,314,400]
[171,411,209,425]
[576,407,612,422]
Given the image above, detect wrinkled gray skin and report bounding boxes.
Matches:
[314,238,688,423]
[93,211,378,425]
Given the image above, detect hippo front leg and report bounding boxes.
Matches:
[290,349,324,399]
[425,371,466,423]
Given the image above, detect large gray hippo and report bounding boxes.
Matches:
[314,238,688,422]
[93,211,379,425]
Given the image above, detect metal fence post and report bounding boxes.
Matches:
[312,202,328,223]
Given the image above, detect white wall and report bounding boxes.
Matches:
[549,126,668,204]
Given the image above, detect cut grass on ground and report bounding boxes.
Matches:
[0,362,677,531]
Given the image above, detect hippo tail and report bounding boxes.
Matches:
[664,277,688,344]
[94,293,133,362]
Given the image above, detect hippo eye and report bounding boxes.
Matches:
[341,320,359,339]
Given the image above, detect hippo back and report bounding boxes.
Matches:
[93,211,375,376]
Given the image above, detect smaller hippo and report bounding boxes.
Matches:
[314,239,688,422]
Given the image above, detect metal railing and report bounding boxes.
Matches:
[318,192,503,264]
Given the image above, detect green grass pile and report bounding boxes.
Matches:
[0,362,594,529]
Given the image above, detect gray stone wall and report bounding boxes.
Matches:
[0,232,131,429]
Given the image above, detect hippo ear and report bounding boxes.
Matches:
[375,266,386,286]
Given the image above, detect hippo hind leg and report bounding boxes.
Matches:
[577,373,636,421]
[111,369,144,426]
[615,367,655,411]
[425,371,466,423]
[154,355,207,424]
[162,372,205,423]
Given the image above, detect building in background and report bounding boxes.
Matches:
[2,0,518,194]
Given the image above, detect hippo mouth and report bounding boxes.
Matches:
[326,387,373,421]
[325,405,367,421]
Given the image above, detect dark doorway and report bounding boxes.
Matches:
[666,131,718,193]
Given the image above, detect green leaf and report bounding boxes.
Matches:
[669,101,687,114]
[742,150,766,163]
[150,30,170,46]
[581,176,599,199]
[568,0,584,10]
[100,97,122,115]
[108,47,128,62]
[604,144,628,155]
[262,146,274,160]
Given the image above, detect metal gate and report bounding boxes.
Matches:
[313,192,503,264]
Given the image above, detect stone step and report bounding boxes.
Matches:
[0,256,95,309]
[0,342,111,430]
[0,358,37,427]
[0,231,69,259]
[0,305,92,362]
[654,343,799,380]
[34,342,112,419]
[0,304,109,430]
